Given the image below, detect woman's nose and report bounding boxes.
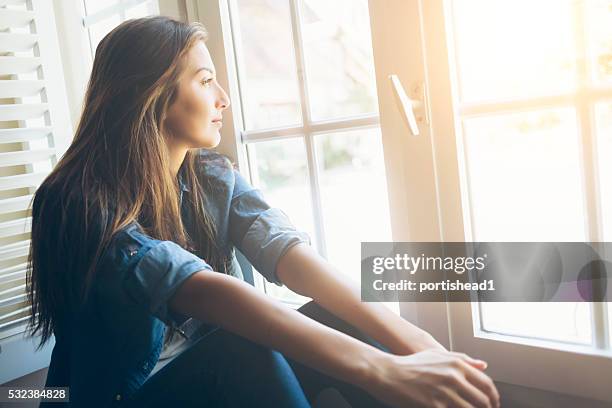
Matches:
[216,87,230,110]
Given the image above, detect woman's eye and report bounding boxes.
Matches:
[201,78,214,87]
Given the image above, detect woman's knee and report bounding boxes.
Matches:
[193,329,299,382]
[213,330,287,371]
[144,328,309,407]
[202,329,310,406]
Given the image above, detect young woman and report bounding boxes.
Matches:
[27,16,500,408]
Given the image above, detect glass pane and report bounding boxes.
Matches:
[596,102,612,240]
[84,0,119,15]
[451,0,577,102]
[587,0,612,84]
[300,0,378,121]
[233,0,302,130]
[481,303,592,345]
[248,138,315,305]
[463,109,586,241]
[125,0,159,19]
[315,128,391,283]
[88,15,122,56]
[597,101,612,348]
[462,108,590,343]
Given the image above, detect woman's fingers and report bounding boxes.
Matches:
[453,376,493,408]
[450,351,488,370]
[459,360,500,408]
[440,385,481,408]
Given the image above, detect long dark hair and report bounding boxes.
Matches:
[26,16,231,350]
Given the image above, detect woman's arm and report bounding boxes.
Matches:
[170,270,379,385]
[168,269,500,408]
[276,243,449,356]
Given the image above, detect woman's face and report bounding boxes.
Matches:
[164,41,230,149]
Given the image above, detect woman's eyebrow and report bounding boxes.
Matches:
[195,67,215,76]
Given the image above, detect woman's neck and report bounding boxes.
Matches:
[167,144,189,178]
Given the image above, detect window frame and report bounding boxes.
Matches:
[368,0,612,401]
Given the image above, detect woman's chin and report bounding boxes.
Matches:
[195,132,221,149]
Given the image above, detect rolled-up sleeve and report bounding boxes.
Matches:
[122,238,213,327]
[228,170,311,286]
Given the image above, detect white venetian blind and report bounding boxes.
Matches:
[0,0,72,341]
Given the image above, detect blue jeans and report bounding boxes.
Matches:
[122,301,392,408]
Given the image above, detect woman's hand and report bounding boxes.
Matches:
[363,349,500,408]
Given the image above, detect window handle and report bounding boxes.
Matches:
[389,74,421,136]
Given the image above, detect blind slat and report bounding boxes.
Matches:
[0,56,41,75]
[0,314,29,340]
[0,195,32,213]
[0,148,54,166]
[0,290,27,310]
[0,171,46,190]
[0,103,48,121]
[0,127,52,143]
[0,80,44,98]
[0,240,29,260]
[0,284,26,302]
[0,267,26,284]
[0,33,37,52]
[0,9,34,29]
[0,275,25,290]
[0,217,31,238]
[0,305,30,326]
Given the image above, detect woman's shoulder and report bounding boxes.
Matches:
[193,148,238,191]
[194,148,234,173]
[193,149,258,200]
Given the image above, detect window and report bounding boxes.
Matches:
[368,0,612,401]
[223,0,393,305]
[448,0,612,348]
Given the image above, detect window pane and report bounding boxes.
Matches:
[596,102,612,240]
[462,108,590,343]
[451,0,576,102]
[596,101,612,347]
[315,128,391,283]
[587,0,612,84]
[300,0,378,121]
[125,0,159,20]
[85,1,160,58]
[248,138,314,305]
[481,303,592,345]
[84,0,119,15]
[88,15,122,56]
[233,0,302,130]
[463,109,586,241]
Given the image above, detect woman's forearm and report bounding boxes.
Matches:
[168,270,385,389]
[276,243,446,355]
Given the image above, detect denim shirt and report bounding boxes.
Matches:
[41,149,311,407]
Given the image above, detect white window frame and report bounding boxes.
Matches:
[368,0,612,402]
